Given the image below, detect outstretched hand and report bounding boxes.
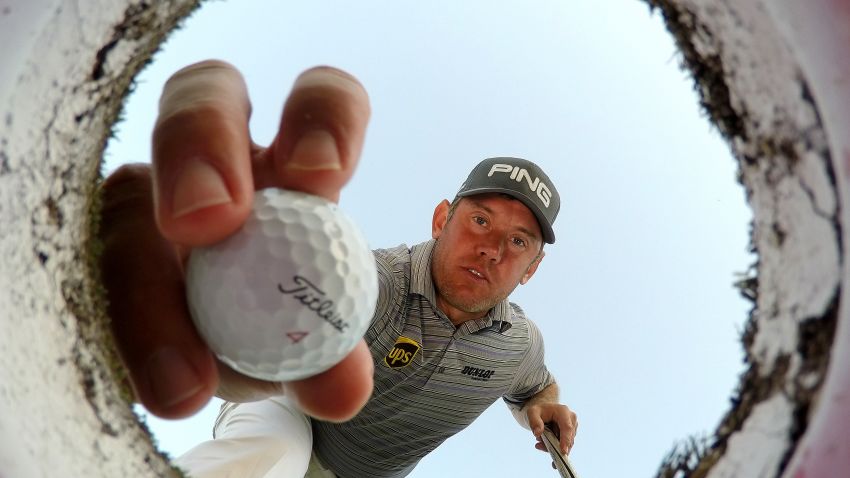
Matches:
[99,61,374,421]
[527,402,578,456]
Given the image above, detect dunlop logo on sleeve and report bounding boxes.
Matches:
[461,366,496,381]
[384,336,421,369]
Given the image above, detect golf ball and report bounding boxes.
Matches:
[185,188,378,381]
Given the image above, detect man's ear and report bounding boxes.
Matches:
[432,199,451,239]
[520,250,545,285]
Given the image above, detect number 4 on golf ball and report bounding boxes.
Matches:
[186,188,379,381]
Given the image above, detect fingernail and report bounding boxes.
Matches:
[147,347,204,409]
[286,129,341,171]
[172,158,232,218]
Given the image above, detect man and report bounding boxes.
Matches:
[100,61,577,477]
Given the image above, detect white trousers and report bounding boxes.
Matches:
[174,397,337,478]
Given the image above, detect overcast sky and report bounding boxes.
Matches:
[104,1,754,476]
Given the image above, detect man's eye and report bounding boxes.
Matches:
[513,237,527,247]
[473,216,487,226]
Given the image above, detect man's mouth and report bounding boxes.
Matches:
[467,268,487,281]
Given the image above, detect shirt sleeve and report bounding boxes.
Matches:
[369,245,410,329]
[502,315,556,410]
[371,248,395,324]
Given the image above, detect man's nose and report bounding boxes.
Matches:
[477,236,504,262]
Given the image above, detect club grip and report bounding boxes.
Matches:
[542,425,580,478]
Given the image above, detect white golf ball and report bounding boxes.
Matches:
[185,188,378,381]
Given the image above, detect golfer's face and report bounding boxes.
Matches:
[431,194,543,321]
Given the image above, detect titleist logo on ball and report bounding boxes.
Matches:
[278,276,350,333]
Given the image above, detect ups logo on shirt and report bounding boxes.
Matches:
[384,336,421,368]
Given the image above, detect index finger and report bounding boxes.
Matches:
[554,413,577,455]
[257,66,371,202]
[152,60,255,246]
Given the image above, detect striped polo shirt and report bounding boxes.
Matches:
[311,240,554,477]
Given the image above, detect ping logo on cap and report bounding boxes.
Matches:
[488,163,553,208]
[384,336,420,368]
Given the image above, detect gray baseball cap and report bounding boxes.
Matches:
[455,157,560,244]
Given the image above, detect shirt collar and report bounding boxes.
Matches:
[410,240,513,332]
